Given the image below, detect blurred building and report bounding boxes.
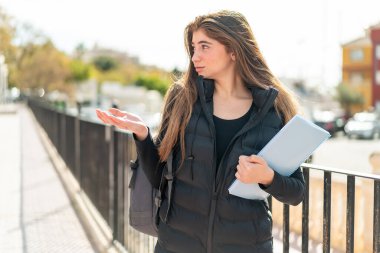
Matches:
[81,44,140,65]
[279,77,344,120]
[342,22,380,113]
[370,23,380,111]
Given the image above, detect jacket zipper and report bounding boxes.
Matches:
[196,81,219,253]
[206,114,217,253]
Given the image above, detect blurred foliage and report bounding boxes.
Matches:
[171,67,183,80]
[69,59,90,82]
[0,10,16,59]
[73,43,86,59]
[92,67,125,84]
[335,83,364,116]
[16,41,73,94]
[134,72,171,96]
[0,7,18,87]
[92,56,119,72]
[120,63,141,84]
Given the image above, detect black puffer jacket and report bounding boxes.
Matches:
[135,76,305,253]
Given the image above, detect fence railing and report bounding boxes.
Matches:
[28,99,380,253]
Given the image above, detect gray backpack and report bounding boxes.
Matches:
[128,152,173,237]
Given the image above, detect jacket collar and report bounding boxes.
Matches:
[196,75,277,109]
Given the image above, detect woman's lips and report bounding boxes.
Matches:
[195,67,204,72]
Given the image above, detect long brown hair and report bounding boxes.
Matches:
[156,10,299,163]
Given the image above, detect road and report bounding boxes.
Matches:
[311,132,380,174]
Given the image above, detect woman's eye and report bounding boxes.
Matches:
[191,45,208,52]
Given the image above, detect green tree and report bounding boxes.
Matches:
[0,8,16,58]
[74,43,86,60]
[0,7,18,87]
[69,59,90,82]
[92,67,126,84]
[7,19,51,88]
[135,75,170,95]
[17,41,72,93]
[92,56,118,72]
[171,67,183,80]
[335,83,364,117]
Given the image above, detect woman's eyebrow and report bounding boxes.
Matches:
[191,40,213,45]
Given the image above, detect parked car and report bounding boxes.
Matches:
[344,112,380,139]
[312,110,346,136]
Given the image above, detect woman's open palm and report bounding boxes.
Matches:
[95,108,148,140]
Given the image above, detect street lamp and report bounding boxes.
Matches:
[76,92,84,116]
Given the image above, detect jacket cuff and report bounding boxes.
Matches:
[258,170,282,194]
[133,127,154,151]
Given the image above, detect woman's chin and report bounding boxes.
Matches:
[199,73,210,79]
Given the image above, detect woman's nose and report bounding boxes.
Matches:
[192,51,201,63]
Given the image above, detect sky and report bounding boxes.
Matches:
[1,0,380,90]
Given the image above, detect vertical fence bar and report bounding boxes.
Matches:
[65,115,75,174]
[283,204,289,253]
[126,134,135,252]
[268,196,272,212]
[60,112,65,161]
[54,110,58,148]
[302,167,309,253]
[75,115,81,185]
[116,131,125,243]
[346,175,355,253]
[323,171,331,253]
[56,111,60,154]
[109,126,116,237]
[374,180,380,253]
[58,111,62,155]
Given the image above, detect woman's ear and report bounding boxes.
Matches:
[231,52,236,61]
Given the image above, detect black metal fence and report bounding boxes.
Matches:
[28,99,380,253]
[286,165,380,253]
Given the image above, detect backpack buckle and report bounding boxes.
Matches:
[130,159,139,170]
[165,173,173,181]
[155,195,162,208]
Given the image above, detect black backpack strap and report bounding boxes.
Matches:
[154,162,167,226]
[129,158,139,189]
[163,151,174,223]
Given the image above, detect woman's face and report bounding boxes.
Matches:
[191,29,235,79]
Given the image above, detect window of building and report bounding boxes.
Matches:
[350,72,363,85]
[376,44,380,60]
[376,70,380,85]
[350,49,364,61]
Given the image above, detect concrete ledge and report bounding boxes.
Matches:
[29,106,125,253]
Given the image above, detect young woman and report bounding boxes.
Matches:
[96,10,305,253]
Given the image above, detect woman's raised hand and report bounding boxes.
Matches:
[95,108,149,141]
